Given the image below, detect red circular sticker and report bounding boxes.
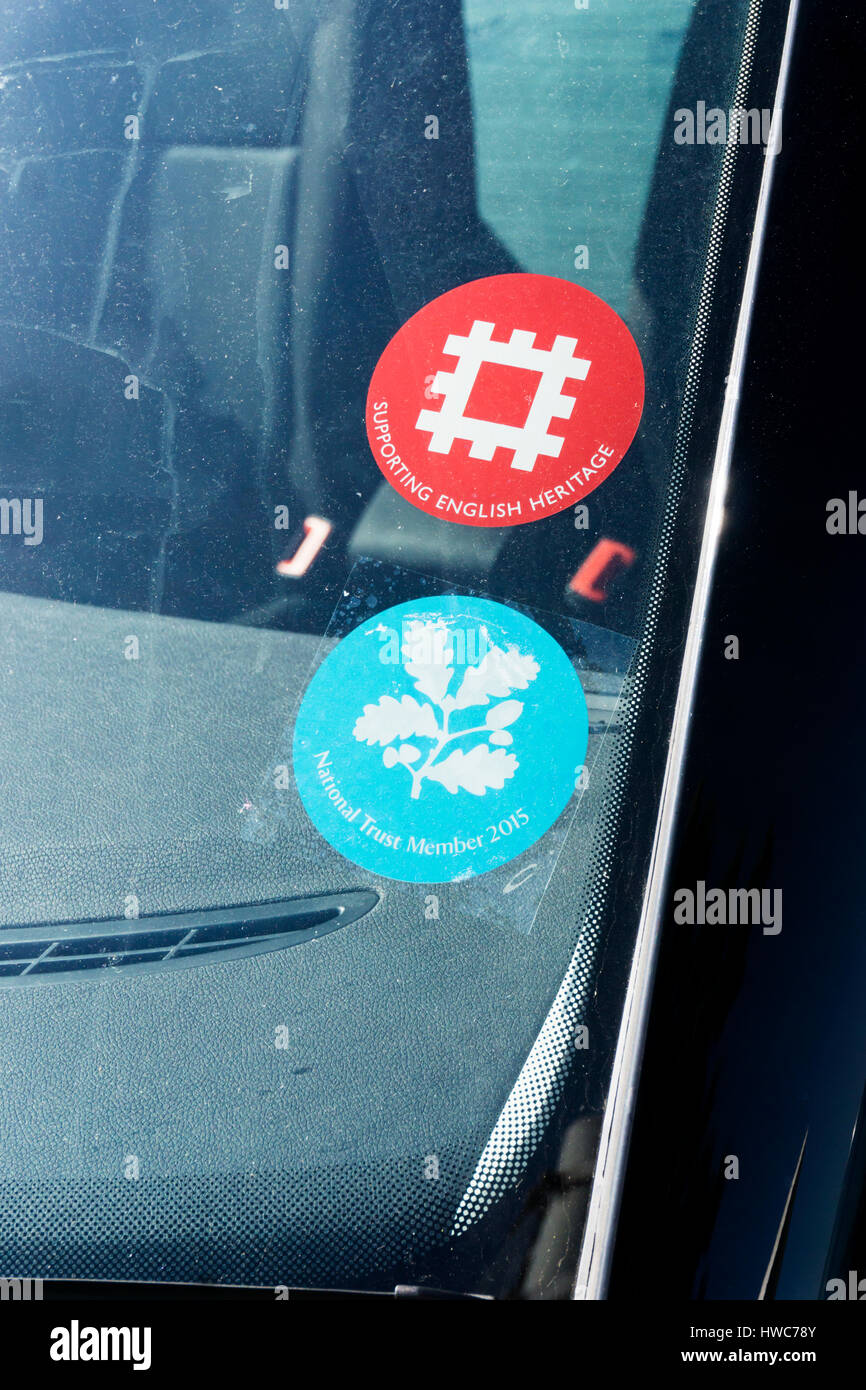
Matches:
[366,273,644,528]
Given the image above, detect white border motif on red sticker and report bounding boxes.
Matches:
[366,273,644,527]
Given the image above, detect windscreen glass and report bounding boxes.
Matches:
[0,0,777,1295]
[1,0,706,634]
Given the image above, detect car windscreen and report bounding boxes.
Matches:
[0,0,790,1295]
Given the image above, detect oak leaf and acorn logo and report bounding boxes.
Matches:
[352,619,539,800]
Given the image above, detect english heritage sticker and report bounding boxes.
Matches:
[366,273,644,527]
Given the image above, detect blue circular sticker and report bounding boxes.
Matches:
[293,595,588,884]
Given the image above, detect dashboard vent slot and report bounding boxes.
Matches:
[0,891,379,986]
